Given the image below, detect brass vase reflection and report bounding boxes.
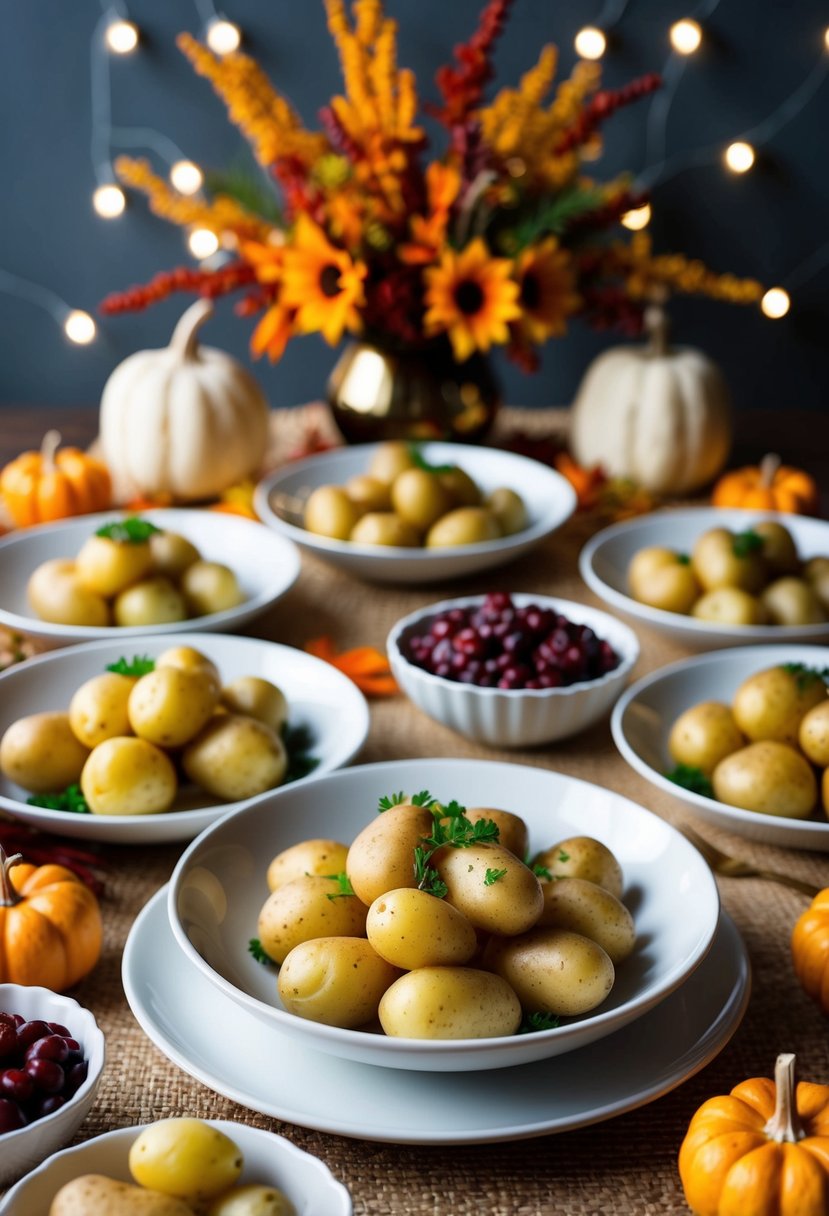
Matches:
[327,340,501,444]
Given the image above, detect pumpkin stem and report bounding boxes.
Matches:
[169,298,214,361]
[0,844,23,908]
[760,453,782,489]
[643,301,671,357]
[40,430,62,472]
[764,1053,805,1143]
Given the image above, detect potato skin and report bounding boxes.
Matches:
[221,676,288,733]
[155,645,220,692]
[180,561,244,616]
[266,838,349,891]
[532,836,623,899]
[258,874,368,964]
[668,701,745,774]
[80,737,177,816]
[278,936,400,1028]
[149,531,201,580]
[732,666,827,745]
[712,741,818,818]
[346,802,435,905]
[28,559,110,627]
[304,485,361,540]
[537,878,635,964]
[128,667,218,749]
[349,512,420,547]
[432,841,543,935]
[800,701,829,767]
[0,711,90,793]
[483,927,615,1016]
[378,966,522,1039]
[206,1183,296,1216]
[425,507,500,548]
[75,535,155,597]
[367,887,478,969]
[129,1118,243,1203]
[627,548,699,614]
[49,1174,195,1216]
[69,672,136,748]
[183,715,287,802]
[462,807,529,859]
[691,587,765,626]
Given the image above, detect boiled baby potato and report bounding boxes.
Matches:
[691,528,767,593]
[0,711,90,793]
[304,485,361,540]
[433,841,543,935]
[81,736,177,815]
[532,836,623,899]
[129,1117,242,1204]
[345,474,391,514]
[391,467,452,531]
[346,801,435,905]
[180,561,245,616]
[761,577,827,626]
[732,665,827,744]
[221,676,288,733]
[537,877,635,964]
[463,807,529,860]
[49,1174,194,1216]
[425,507,500,548]
[483,927,615,1016]
[258,873,368,963]
[691,587,766,626]
[69,672,135,748]
[27,558,110,627]
[149,530,201,580]
[278,936,400,1028]
[668,701,745,774]
[113,577,188,627]
[156,645,220,691]
[266,838,349,890]
[804,557,829,613]
[486,487,527,536]
[349,512,420,547]
[753,521,800,575]
[378,966,522,1039]
[799,700,829,766]
[367,441,415,484]
[439,466,481,507]
[627,548,699,614]
[75,534,154,597]
[206,1184,296,1216]
[367,887,478,969]
[712,740,818,818]
[129,667,218,748]
[183,714,287,802]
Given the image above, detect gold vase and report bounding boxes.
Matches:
[327,340,501,444]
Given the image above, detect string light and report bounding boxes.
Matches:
[188,228,220,259]
[170,160,204,195]
[761,287,791,319]
[92,183,127,217]
[574,27,607,61]
[621,203,651,230]
[105,19,139,55]
[206,19,242,55]
[63,310,97,344]
[724,141,756,173]
[670,19,702,55]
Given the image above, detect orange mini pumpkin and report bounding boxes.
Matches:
[712,453,819,516]
[792,888,829,1012]
[0,843,102,990]
[0,430,111,527]
[679,1053,829,1216]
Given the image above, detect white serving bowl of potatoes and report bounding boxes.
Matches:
[0,508,301,646]
[580,508,829,649]
[168,757,719,1072]
[612,644,829,850]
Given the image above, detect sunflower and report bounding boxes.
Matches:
[423,238,520,361]
[513,238,580,343]
[251,302,295,363]
[281,213,367,344]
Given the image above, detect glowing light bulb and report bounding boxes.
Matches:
[621,203,651,230]
[105,19,139,54]
[64,310,97,345]
[188,228,220,259]
[92,184,126,218]
[170,160,203,195]
[206,19,241,55]
[761,287,790,319]
[724,141,755,173]
[574,26,607,60]
[670,19,702,55]
[824,27,829,51]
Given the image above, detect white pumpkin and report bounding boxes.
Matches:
[569,305,732,495]
[100,299,270,503]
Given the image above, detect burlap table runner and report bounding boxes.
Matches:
[4,406,829,1215]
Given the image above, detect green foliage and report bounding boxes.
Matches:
[206,163,283,225]
[106,655,155,677]
[95,517,160,544]
[248,938,274,966]
[27,784,90,814]
[732,529,764,558]
[518,1010,560,1033]
[666,764,714,799]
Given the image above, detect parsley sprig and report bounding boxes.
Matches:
[666,764,714,799]
[377,793,501,897]
[519,1011,560,1034]
[27,784,90,814]
[484,867,508,886]
[106,655,156,677]
[732,529,764,558]
[323,872,356,900]
[780,662,829,692]
[95,517,161,544]
[248,938,274,966]
[408,446,455,476]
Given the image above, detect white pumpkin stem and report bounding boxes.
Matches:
[643,301,671,357]
[169,298,214,361]
[760,453,782,489]
[40,429,62,472]
[0,845,23,908]
[763,1053,805,1143]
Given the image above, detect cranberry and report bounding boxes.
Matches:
[25,1035,69,1065]
[0,1099,26,1133]
[64,1061,88,1094]
[16,1021,50,1051]
[35,1094,67,1118]
[46,1023,71,1038]
[25,1057,65,1094]
[0,1022,16,1060]
[0,1068,34,1103]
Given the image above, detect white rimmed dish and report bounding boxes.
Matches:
[387,595,639,746]
[0,984,105,1188]
[0,633,369,843]
[580,507,829,649]
[253,442,576,583]
[168,757,720,1072]
[0,508,301,647]
[0,1119,352,1215]
[612,643,829,851]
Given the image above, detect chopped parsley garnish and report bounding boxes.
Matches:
[378,791,407,812]
[557,849,570,863]
[532,863,553,880]
[732,529,764,558]
[519,1011,560,1034]
[324,872,356,900]
[106,655,156,677]
[95,517,161,544]
[281,722,320,784]
[27,784,90,814]
[248,938,274,966]
[408,446,455,476]
[780,662,829,692]
[484,867,508,886]
[666,764,714,799]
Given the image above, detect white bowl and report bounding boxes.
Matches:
[580,507,829,649]
[254,442,576,583]
[0,508,301,646]
[387,595,640,746]
[612,643,829,851]
[0,633,369,843]
[0,984,105,1188]
[0,1119,352,1215]
[168,758,720,1072]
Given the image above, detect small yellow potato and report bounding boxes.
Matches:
[433,841,543,935]
[483,927,615,1016]
[761,577,827,626]
[691,527,767,593]
[537,877,635,964]
[180,561,245,616]
[804,557,829,585]
[378,966,522,1040]
[668,701,745,774]
[462,807,529,860]
[266,838,349,891]
[155,645,221,692]
[149,531,201,580]
[344,474,392,514]
[304,485,361,540]
[439,466,482,507]
[183,715,287,802]
[49,1174,194,1216]
[823,768,829,817]
[129,667,219,748]
[0,711,90,793]
[753,521,800,575]
[367,887,478,969]
[425,507,501,548]
[346,801,435,905]
[627,548,700,614]
[486,487,527,536]
[278,936,400,1028]
[391,468,453,531]
[732,665,827,745]
[206,1183,296,1216]
[258,874,368,964]
[691,587,766,626]
[367,441,415,484]
[531,836,623,900]
[221,676,288,732]
[808,570,829,614]
[69,672,135,748]
[349,512,421,547]
[628,546,679,590]
[113,577,188,627]
[129,1118,243,1203]
[81,736,177,816]
[75,534,155,597]
[799,701,829,767]
[712,741,818,818]
[27,558,110,627]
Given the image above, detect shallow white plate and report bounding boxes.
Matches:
[580,507,829,649]
[168,758,719,1071]
[612,643,829,851]
[124,887,748,1144]
[0,633,369,843]
[0,508,301,646]
[0,1118,351,1216]
[254,442,576,583]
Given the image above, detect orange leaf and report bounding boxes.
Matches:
[304,636,398,697]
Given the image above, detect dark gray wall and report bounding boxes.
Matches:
[1,0,828,410]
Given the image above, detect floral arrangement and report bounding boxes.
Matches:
[101,0,762,371]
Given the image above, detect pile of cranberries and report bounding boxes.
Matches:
[401,592,620,690]
[0,1010,88,1134]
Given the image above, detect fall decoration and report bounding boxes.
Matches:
[0,842,103,990]
[712,453,820,516]
[99,298,270,504]
[678,1052,829,1216]
[304,636,398,696]
[792,888,829,1013]
[0,431,111,528]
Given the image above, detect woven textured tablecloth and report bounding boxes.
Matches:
[4,406,829,1215]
